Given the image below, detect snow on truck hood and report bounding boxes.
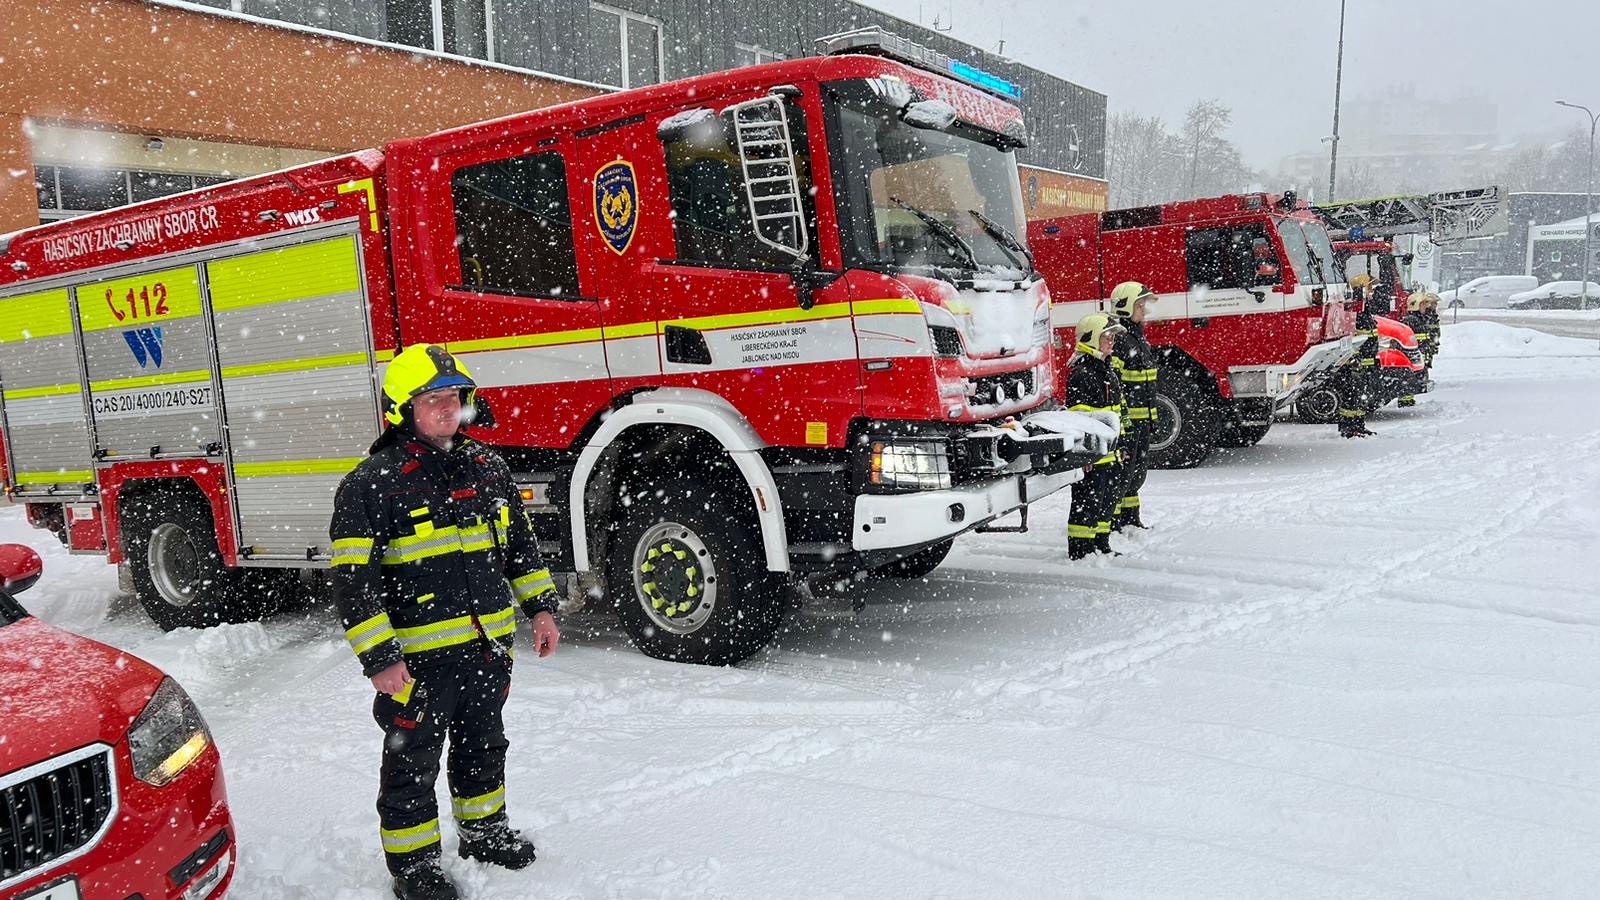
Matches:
[923,276,1049,359]
[0,616,163,771]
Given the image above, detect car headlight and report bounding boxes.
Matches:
[128,677,212,787]
[868,439,951,492]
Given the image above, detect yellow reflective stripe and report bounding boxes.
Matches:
[331,537,374,567]
[458,522,496,553]
[670,300,853,333]
[207,236,362,311]
[382,527,464,564]
[1096,521,1111,534]
[220,351,369,380]
[512,569,555,601]
[347,611,397,656]
[1095,454,1117,465]
[601,320,659,339]
[1339,409,1365,418]
[0,288,73,342]
[1067,524,1097,538]
[448,326,605,355]
[381,819,441,854]
[395,615,481,653]
[480,606,517,639]
[452,786,506,821]
[1068,404,1117,413]
[374,348,396,363]
[2,383,80,400]
[15,470,93,484]
[236,457,365,478]
[1359,358,1377,366]
[1123,496,1141,507]
[89,369,209,392]
[850,298,923,316]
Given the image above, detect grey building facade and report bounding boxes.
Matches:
[179,0,1105,180]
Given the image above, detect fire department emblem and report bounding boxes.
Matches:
[594,160,638,255]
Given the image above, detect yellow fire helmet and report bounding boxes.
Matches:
[1407,292,1427,311]
[1075,312,1126,359]
[1349,273,1375,291]
[382,344,478,426]
[1420,292,1441,310]
[1109,280,1156,318]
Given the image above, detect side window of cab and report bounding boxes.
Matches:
[450,150,582,298]
[657,101,816,269]
[1186,223,1272,291]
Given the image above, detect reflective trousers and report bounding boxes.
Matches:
[1069,461,1121,556]
[1113,426,1149,529]
[372,648,512,874]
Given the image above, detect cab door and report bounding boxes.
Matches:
[397,139,610,451]
[577,91,857,451]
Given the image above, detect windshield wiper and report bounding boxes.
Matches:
[968,208,1034,276]
[889,196,979,271]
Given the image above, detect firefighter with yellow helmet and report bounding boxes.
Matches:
[330,344,560,900]
[1398,291,1435,407]
[1065,313,1128,559]
[1335,273,1381,437]
[1107,281,1158,530]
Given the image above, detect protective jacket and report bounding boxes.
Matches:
[1110,320,1158,432]
[331,427,557,677]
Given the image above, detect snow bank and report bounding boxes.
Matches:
[1440,320,1600,359]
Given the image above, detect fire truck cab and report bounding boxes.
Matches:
[0,28,1110,664]
[1030,191,1355,468]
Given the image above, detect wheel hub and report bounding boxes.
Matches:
[633,523,717,635]
[1149,394,1181,452]
[147,523,201,608]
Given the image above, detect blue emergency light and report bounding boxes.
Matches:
[948,61,1021,100]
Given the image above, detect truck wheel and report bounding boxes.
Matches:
[872,538,954,579]
[122,490,254,631]
[1146,370,1219,469]
[1296,386,1339,424]
[608,480,785,665]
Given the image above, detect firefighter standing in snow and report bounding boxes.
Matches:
[1066,313,1127,559]
[331,344,561,900]
[1108,282,1157,530]
[1398,292,1435,407]
[1336,273,1380,437]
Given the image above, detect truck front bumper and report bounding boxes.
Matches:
[851,466,1082,552]
[1226,337,1357,408]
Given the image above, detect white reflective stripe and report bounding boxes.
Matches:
[331,537,374,566]
[512,570,555,601]
[451,786,506,821]
[395,616,481,653]
[346,612,396,655]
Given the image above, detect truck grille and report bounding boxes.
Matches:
[967,369,1035,407]
[1,748,115,883]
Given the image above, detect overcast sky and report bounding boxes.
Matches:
[859,0,1598,170]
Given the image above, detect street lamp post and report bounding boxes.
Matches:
[1328,0,1347,201]
[1555,100,1597,313]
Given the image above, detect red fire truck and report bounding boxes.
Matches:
[0,28,1109,664]
[1029,191,1356,468]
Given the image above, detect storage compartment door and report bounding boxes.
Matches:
[0,287,95,496]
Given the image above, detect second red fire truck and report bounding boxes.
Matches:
[0,28,1112,664]
[1030,191,1356,467]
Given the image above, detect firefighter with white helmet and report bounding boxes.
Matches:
[1065,313,1127,559]
[1335,273,1380,437]
[1398,292,1434,407]
[330,344,561,900]
[1107,281,1158,530]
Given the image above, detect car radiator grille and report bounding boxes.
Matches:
[1,749,115,882]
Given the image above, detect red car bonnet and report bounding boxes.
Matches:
[0,617,164,773]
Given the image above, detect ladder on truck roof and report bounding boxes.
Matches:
[1314,186,1506,244]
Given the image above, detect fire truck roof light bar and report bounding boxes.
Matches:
[815,27,1022,101]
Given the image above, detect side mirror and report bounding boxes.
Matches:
[791,264,840,311]
[0,544,43,594]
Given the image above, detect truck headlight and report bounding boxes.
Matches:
[868,439,951,492]
[128,678,211,787]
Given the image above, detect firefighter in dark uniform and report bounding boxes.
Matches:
[1336,273,1380,437]
[1107,281,1158,530]
[1065,313,1127,559]
[1421,291,1443,365]
[331,344,562,900]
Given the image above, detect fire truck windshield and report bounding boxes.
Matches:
[1277,218,1335,286]
[828,81,1027,278]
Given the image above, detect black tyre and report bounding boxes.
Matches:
[1218,421,1272,448]
[121,488,259,631]
[607,478,786,665]
[872,538,954,580]
[1146,369,1219,469]
[1295,385,1339,424]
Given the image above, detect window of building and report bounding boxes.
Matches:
[732,43,786,68]
[377,0,492,59]
[1185,223,1274,291]
[36,166,238,223]
[57,167,131,213]
[660,103,814,269]
[588,3,663,88]
[451,151,581,298]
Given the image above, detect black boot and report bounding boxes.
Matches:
[1095,533,1119,556]
[459,822,538,870]
[393,861,459,900]
[1068,537,1096,560]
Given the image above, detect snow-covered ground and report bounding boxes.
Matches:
[10,320,1600,898]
